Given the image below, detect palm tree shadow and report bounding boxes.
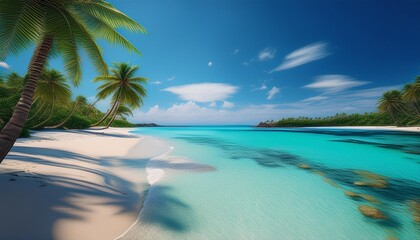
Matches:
[138,185,192,232]
[0,147,149,240]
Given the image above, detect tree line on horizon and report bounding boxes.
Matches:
[0,0,147,162]
[0,63,146,134]
[260,77,420,127]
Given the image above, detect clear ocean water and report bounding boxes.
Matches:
[123,127,420,240]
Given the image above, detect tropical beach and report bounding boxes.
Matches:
[1,126,420,240]
[1,0,420,239]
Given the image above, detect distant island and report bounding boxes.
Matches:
[135,123,160,127]
[258,76,420,128]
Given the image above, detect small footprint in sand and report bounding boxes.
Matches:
[9,178,16,181]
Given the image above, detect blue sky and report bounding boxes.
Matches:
[1,0,420,124]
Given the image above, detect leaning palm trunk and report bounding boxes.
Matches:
[46,101,79,129]
[105,113,118,129]
[412,99,420,116]
[105,102,121,129]
[33,102,51,123]
[0,37,53,162]
[85,98,100,117]
[32,98,55,129]
[91,107,114,127]
[91,91,122,127]
[27,100,47,121]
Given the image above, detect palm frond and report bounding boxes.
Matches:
[0,0,44,59]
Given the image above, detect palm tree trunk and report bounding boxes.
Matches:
[46,101,78,129]
[91,106,113,127]
[0,36,54,162]
[105,102,120,129]
[390,111,397,125]
[91,90,122,127]
[413,99,420,116]
[86,98,100,116]
[33,102,50,123]
[105,112,118,129]
[27,100,46,121]
[32,98,55,129]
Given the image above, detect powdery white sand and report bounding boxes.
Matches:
[0,128,171,240]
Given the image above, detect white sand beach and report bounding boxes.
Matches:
[0,128,172,240]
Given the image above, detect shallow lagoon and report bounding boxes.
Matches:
[123,127,420,240]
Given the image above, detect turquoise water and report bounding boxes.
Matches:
[123,127,420,240]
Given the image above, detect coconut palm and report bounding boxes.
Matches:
[92,62,147,127]
[31,69,71,128]
[378,90,407,124]
[401,77,420,116]
[47,95,87,129]
[115,105,133,121]
[0,0,146,162]
[104,105,134,129]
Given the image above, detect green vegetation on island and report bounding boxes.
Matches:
[258,77,420,127]
[0,0,146,162]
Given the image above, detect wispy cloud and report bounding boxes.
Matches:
[151,81,162,85]
[304,75,369,93]
[301,95,330,102]
[271,42,329,72]
[252,83,268,92]
[258,48,276,61]
[167,76,176,81]
[232,49,240,55]
[222,101,235,109]
[267,86,280,100]
[163,83,239,103]
[0,61,10,69]
[243,59,254,66]
[208,61,213,67]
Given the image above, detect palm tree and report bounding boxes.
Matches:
[92,62,147,127]
[0,0,146,162]
[115,105,134,121]
[401,77,420,116]
[31,69,71,128]
[105,104,133,128]
[378,90,407,124]
[47,96,87,129]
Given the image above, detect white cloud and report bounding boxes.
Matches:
[304,75,369,93]
[271,42,329,72]
[208,61,213,67]
[131,101,284,125]
[151,81,162,85]
[163,83,239,103]
[130,85,400,125]
[258,48,276,61]
[233,49,239,55]
[301,96,330,102]
[0,61,10,69]
[167,76,176,81]
[222,101,235,109]
[267,87,280,100]
[208,102,217,107]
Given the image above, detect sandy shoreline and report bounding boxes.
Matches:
[0,128,171,240]
[307,126,420,133]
